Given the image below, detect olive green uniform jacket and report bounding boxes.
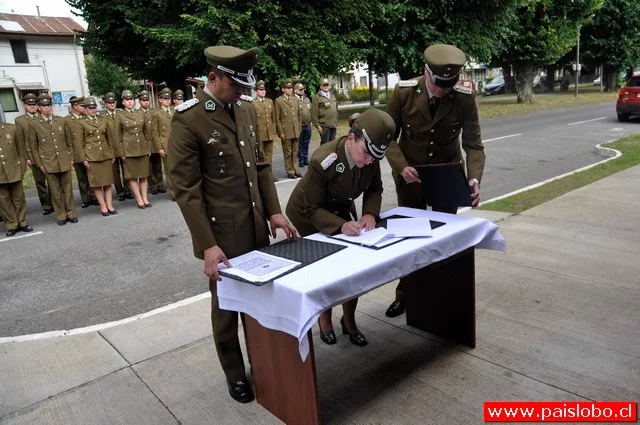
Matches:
[311,92,338,129]
[151,108,173,152]
[252,97,277,142]
[114,109,151,158]
[286,136,383,237]
[298,95,312,126]
[64,114,85,163]
[167,88,281,260]
[29,115,73,173]
[0,124,26,184]
[138,108,157,153]
[386,75,485,190]
[14,113,38,164]
[274,94,301,139]
[100,110,118,135]
[77,116,115,162]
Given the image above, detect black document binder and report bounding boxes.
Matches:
[415,162,472,207]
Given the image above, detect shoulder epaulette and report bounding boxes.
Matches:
[454,85,473,95]
[320,152,338,170]
[398,80,419,88]
[240,95,253,103]
[176,98,199,112]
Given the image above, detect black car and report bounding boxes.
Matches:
[482,75,505,96]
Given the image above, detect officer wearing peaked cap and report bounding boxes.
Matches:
[384,43,486,318]
[286,107,395,347]
[101,92,132,200]
[252,80,277,178]
[66,95,96,208]
[172,89,184,106]
[167,45,297,404]
[150,87,175,199]
[274,79,301,178]
[137,90,163,195]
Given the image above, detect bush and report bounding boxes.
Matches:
[348,86,377,102]
[377,92,388,104]
[335,91,349,102]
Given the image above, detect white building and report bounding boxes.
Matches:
[0,13,87,123]
[335,62,400,95]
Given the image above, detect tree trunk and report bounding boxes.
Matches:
[545,64,557,92]
[603,64,618,92]
[368,67,375,106]
[514,62,534,104]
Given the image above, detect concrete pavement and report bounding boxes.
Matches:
[1,166,639,424]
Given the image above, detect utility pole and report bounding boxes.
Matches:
[575,31,580,98]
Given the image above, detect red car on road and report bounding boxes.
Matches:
[617,75,640,122]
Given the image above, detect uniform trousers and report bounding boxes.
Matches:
[0,181,27,230]
[281,138,299,175]
[393,178,458,301]
[320,126,336,145]
[161,156,174,197]
[46,171,76,222]
[73,162,94,203]
[298,124,312,165]
[261,140,274,165]
[149,153,164,191]
[208,279,247,382]
[112,158,131,195]
[29,165,52,210]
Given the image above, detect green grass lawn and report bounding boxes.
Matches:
[480,135,640,214]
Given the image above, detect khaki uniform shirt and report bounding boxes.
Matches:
[114,109,151,158]
[274,94,301,139]
[167,88,281,260]
[252,97,277,142]
[286,136,383,237]
[29,115,73,173]
[386,75,485,184]
[0,124,26,184]
[64,114,85,163]
[297,95,312,126]
[14,113,38,164]
[311,91,338,129]
[151,107,173,152]
[78,116,115,162]
[138,107,157,153]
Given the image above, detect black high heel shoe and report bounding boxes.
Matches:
[100,210,109,217]
[318,323,337,345]
[340,317,368,347]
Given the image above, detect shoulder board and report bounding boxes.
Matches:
[398,80,419,88]
[176,98,199,112]
[454,85,473,95]
[320,152,338,171]
[240,95,253,103]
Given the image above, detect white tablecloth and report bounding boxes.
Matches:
[218,207,506,360]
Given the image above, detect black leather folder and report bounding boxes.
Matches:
[415,162,472,207]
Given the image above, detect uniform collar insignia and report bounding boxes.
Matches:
[205,100,216,111]
[335,162,345,173]
[236,100,241,107]
[416,88,422,95]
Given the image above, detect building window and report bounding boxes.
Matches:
[359,76,368,87]
[0,89,19,112]
[10,40,29,64]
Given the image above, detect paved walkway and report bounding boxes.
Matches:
[1,166,639,424]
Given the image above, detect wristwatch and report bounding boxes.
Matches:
[470,178,480,187]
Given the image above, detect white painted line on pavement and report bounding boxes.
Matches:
[0,231,43,243]
[483,133,522,142]
[0,292,211,343]
[568,117,606,126]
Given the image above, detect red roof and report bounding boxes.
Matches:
[0,13,85,36]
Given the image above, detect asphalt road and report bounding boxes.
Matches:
[1,100,637,337]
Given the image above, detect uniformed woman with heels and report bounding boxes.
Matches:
[286,107,395,347]
[77,97,117,216]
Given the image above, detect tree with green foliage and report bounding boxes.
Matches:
[85,55,138,100]
[493,0,603,103]
[580,0,640,91]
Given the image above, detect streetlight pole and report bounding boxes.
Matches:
[575,31,580,98]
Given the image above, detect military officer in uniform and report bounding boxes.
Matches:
[77,97,116,216]
[101,92,132,201]
[138,90,163,195]
[150,87,174,200]
[295,83,312,167]
[65,96,95,208]
[274,80,301,179]
[311,78,338,145]
[0,121,33,237]
[15,93,53,215]
[286,108,394,347]
[252,80,277,180]
[115,89,152,209]
[168,45,297,404]
[29,94,78,225]
[172,89,184,107]
[384,43,485,318]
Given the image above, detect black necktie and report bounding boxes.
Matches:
[226,104,235,121]
[429,96,439,117]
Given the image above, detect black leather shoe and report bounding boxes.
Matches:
[228,378,254,403]
[101,211,110,217]
[125,193,135,199]
[81,203,89,208]
[137,204,146,209]
[91,200,100,206]
[273,177,279,182]
[158,187,167,193]
[287,173,296,179]
[171,196,176,202]
[144,203,152,208]
[108,209,118,215]
[294,173,302,178]
[151,189,159,195]
[340,317,368,347]
[57,220,66,226]
[298,161,305,168]
[18,225,33,232]
[6,229,17,237]
[42,209,54,215]
[319,329,337,345]
[385,300,405,318]
[118,194,126,201]
[304,161,309,166]
[68,217,79,224]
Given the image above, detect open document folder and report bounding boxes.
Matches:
[219,251,300,283]
[330,217,433,248]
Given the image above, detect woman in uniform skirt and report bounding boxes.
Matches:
[77,97,116,215]
[114,90,152,209]
[286,108,395,347]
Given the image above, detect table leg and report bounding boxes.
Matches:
[404,247,476,348]
[243,315,322,425]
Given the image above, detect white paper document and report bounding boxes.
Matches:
[331,227,405,248]
[385,218,433,237]
[220,251,301,283]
